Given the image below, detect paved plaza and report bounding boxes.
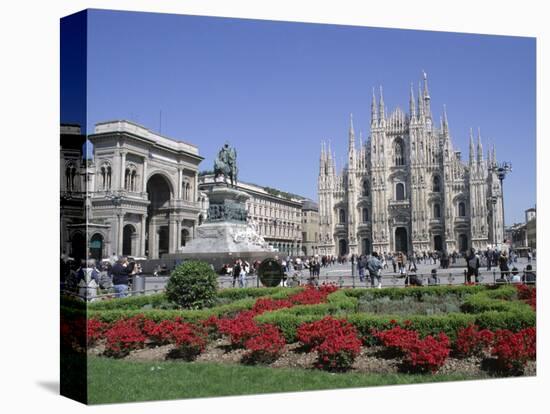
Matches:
[212,257,536,289]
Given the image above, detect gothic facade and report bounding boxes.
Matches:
[318,73,505,257]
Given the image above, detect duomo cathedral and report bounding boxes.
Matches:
[318,72,505,257]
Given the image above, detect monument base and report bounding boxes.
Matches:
[164,194,276,271]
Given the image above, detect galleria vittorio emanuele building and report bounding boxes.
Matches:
[318,72,505,257]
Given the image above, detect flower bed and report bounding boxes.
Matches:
[87,284,536,376]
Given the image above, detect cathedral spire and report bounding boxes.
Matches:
[442,104,449,135]
[477,128,483,163]
[379,86,385,122]
[409,83,416,122]
[469,128,475,164]
[320,141,326,175]
[417,82,425,120]
[348,113,356,169]
[349,113,355,144]
[371,87,378,125]
[422,70,432,119]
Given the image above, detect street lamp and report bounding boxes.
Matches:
[489,161,512,245]
[487,196,498,247]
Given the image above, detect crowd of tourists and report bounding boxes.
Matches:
[60,252,142,298]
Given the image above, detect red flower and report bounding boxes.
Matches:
[516,284,536,310]
[87,318,107,346]
[217,311,261,347]
[243,324,286,364]
[103,317,146,358]
[402,333,451,373]
[454,324,494,358]
[491,328,536,373]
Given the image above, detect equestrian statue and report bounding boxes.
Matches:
[214,142,238,187]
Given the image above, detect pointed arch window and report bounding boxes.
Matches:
[432,176,441,192]
[362,180,370,197]
[339,209,346,224]
[458,202,466,217]
[362,207,369,223]
[433,203,441,219]
[394,140,405,166]
[396,183,405,201]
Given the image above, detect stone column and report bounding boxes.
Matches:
[169,217,177,253]
[177,168,182,199]
[148,219,157,259]
[140,214,147,256]
[176,220,182,250]
[194,172,198,202]
[141,157,148,193]
[117,213,124,255]
[120,151,127,190]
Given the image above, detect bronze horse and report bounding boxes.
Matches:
[214,144,238,187]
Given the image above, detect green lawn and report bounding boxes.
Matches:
[87,357,488,404]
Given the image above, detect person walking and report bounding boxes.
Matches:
[397,252,406,276]
[466,248,480,284]
[357,254,367,283]
[367,252,384,289]
[232,259,241,287]
[111,256,135,298]
[499,251,510,281]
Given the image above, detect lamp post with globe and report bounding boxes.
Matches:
[489,161,512,246]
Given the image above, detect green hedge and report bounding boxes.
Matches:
[87,284,535,342]
[256,285,535,342]
[88,297,257,323]
[87,293,167,311]
[88,287,302,312]
[344,285,485,301]
[460,286,531,314]
[217,287,302,300]
[88,288,302,323]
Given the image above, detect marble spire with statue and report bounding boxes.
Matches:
[166,142,274,270]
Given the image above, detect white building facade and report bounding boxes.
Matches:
[60,120,203,261]
[318,73,505,257]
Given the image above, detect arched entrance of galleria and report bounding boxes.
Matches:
[146,174,173,259]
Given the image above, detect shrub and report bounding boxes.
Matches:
[165,261,218,309]
[289,284,338,306]
[515,284,536,310]
[252,298,293,314]
[171,323,208,361]
[491,327,536,374]
[243,324,286,364]
[87,318,107,346]
[200,315,221,339]
[217,311,261,347]
[315,330,362,372]
[372,325,420,356]
[454,324,494,358]
[103,316,146,358]
[142,319,180,346]
[296,316,361,372]
[297,316,357,351]
[402,333,451,373]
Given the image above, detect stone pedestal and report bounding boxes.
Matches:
[165,184,275,271]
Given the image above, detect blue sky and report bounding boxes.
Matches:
[83,9,536,225]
